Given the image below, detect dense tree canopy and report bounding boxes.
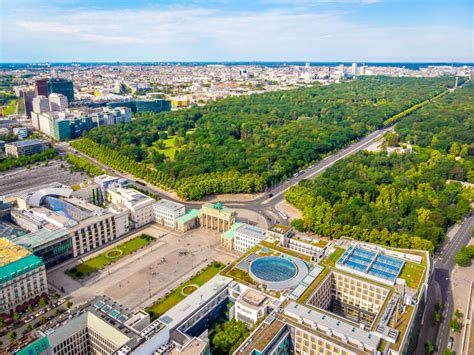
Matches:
[0,148,58,172]
[74,76,454,199]
[286,151,472,251]
[396,81,474,155]
[286,83,473,251]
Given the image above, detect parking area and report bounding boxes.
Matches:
[0,160,86,196]
[47,224,238,310]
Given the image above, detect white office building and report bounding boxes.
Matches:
[49,93,68,111]
[153,199,186,228]
[32,95,50,113]
[233,224,267,253]
[235,289,269,326]
[107,186,155,228]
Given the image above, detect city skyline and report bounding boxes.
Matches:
[1,0,473,62]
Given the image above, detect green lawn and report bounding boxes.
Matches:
[1,99,17,115]
[155,129,196,159]
[398,261,426,289]
[147,261,225,320]
[66,234,154,278]
[321,246,345,267]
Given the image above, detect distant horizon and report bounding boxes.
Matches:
[1,61,473,65]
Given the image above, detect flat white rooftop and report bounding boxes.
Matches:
[159,275,232,330]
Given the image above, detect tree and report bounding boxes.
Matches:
[450,318,461,332]
[26,324,33,333]
[455,246,474,267]
[432,310,440,322]
[28,304,34,314]
[443,349,454,355]
[39,298,47,307]
[455,309,463,318]
[12,311,20,322]
[53,293,61,300]
[424,341,434,354]
[53,308,60,317]
[66,301,73,309]
[0,317,5,328]
[39,316,47,325]
[291,218,306,231]
[9,331,17,343]
[211,319,249,355]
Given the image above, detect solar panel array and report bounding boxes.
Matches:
[93,298,129,323]
[337,246,404,283]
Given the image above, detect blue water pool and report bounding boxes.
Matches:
[250,256,297,282]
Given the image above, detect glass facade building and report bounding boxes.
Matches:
[107,99,171,113]
[47,78,74,102]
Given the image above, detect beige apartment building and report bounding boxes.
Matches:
[0,238,48,313]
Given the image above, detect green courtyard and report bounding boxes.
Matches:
[398,261,426,289]
[147,261,225,320]
[66,234,155,279]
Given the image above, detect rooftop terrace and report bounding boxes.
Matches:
[0,237,31,267]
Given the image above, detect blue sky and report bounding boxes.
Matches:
[1,0,473,62]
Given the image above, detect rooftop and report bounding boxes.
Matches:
[268,224,291,234]
[8,228,70,250]
[6,139,45,147]
[336,246,405,284]
[176,209,200,224]
[284,301,380,350]
[239,289,267,309]
[238,317,287,355]
[0,238,44,283]
[235,224,267,240]
[159,275,232,330]
[109,186,155,206]
[154,198,185,211]
[0,237,31,267]
[222,222,244,240]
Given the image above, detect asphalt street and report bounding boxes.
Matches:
[434,215,474,353]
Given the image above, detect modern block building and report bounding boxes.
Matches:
[233,224,267,253]
[153,199,186,228]
[14,296,171,355]
[47,78,74,102]
[106,99,171,113]
[8,183,130,267]
[34,78,49,97]
[0,238,48,313]
[32,95,50,114]
[233,240,431,355]
[48,93,68,111]
[107,186,155,229]
[4,139,49,158]
[31,107,131,141]
[234,289,268,326]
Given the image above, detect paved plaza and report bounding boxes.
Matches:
[47,224,238,310]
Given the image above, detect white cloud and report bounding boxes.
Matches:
[1,4,472,62]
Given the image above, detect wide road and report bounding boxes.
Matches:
[435,215,474,353]
[416,214,474,354]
